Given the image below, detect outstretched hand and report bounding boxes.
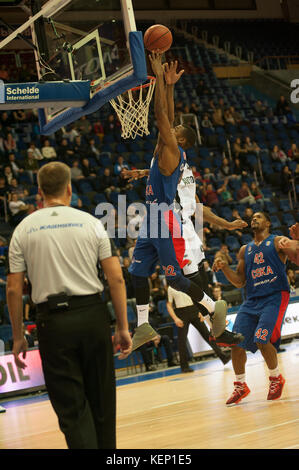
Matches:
[163,60,184,85]
[148,51,164,76]
[228,219,248,231]
[212,257,228,272]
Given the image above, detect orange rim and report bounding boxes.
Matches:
[130,75,156,92]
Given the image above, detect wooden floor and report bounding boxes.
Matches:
[1,343,299,450]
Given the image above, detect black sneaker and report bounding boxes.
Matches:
[145,365,157,372]
[219,350,232,365]
[168,361,178,367]
[210,330,244,347]
[181,367,194,373]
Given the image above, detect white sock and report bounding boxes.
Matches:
[269,366,280,378]
[137,304,149,327]
[200,293,215,314]
[236,374,246,383]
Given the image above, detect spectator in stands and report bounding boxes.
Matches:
[219,179,233,204]
[191,166,202,182]
[215,244,233,266]
[9,178,23,195]
[233,137,248,159]
[229,106,243,126]
[212,285,223,301]
[202,167,215,184]
[271,144,288,164]
[93,120,104,141]
[114,155,129,176]
[287,269,298,290]
[70,160,84,181]
[99,167,117,197]
[62,124,79,143]
[224,109,236,126]
[295,163,299,183]
[57,138,74,161]
[288,143,299,162]
[212,108,225,127]
[189,102,200,115]
[24,152,39,183]
[139,334,177,372]
[8,192,29,226]
[250,182,264,205]
[4,132,17,153]
[12,110,26,123]
[243,207,253,226]
[196,79,209,96]
[236,182,255,205]
[275,95,291,116]
[0,111,13,130]
[201,113,214,130]
[244,136,260,155]
[201,183,220,207]
[0,176,8,204]
[218,158,233,179]
[77,116,92,136]
[104,113,120,136]
[232,157,248,179]
[4,165,14,186]
[8,153,23,177]
[72,135,87,159]
[281,165,293,194]
[208,99,216,112]
[0,64,9,82]
[41,139,57,160]
[81,158,97,179]
[27,142,43,161]
[86,138,101,161]
[254,100,267,116]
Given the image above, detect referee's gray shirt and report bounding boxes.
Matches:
[8,206,114,304]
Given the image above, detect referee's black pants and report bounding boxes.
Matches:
[36,296,115,449]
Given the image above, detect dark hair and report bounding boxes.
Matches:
[182,125,197,148]
[38,162,71,197]
[254,211,271,223]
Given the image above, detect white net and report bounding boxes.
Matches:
[110,77,156,139]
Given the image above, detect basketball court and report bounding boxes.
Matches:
[1,342,299,449]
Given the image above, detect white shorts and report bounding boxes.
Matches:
[182,220,205,275]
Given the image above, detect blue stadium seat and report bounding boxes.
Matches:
[158,300,169,318]
[279,199,291,212]
[282,212,296,226]
[225,235,240,251]
[208,237,222,251]
[270,215,281,229]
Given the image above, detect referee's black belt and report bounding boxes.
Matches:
[37,293,102,314]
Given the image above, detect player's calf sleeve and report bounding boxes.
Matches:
[131,274,150,305]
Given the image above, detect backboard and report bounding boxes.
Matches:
[0,0,148,135]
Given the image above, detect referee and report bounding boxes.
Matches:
[7,162,132,449]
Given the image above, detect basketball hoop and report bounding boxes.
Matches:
[109,76,156,139]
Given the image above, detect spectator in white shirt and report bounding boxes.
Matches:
[41,139,57,160]
[27,142,43,160]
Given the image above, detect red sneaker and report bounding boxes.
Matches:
[267,374,285,401]
[226,381,250,406]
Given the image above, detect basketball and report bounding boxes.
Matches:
[144,24,173,53]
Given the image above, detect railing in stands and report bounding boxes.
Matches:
[254,55,299,70]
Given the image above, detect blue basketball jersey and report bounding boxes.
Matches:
[244,234,289,299]
[145,146,186,208]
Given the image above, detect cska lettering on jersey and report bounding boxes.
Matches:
[251,251,274,279]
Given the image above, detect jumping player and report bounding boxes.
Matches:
[213,212,298,405]
[126,52,243,352]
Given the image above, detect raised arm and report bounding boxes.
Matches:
[149,52,181,175]
[213,245,247,288]
[200,200,248,231]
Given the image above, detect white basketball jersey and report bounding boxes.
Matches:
[176,164,205,271]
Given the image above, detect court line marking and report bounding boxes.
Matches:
[284,444,299,449]
[228,418,299,439]
[151,401,186,409]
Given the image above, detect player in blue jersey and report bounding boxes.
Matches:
[127,52,243,353]
[213,212,298,405]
